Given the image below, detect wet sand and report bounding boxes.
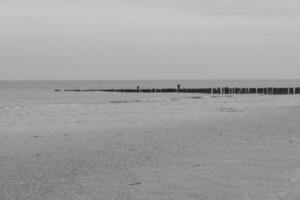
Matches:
[0,95,300,200]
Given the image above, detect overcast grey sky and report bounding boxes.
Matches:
[1,0,300,80]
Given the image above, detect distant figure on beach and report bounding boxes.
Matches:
[137,86,140,93]
[177,84,181,92]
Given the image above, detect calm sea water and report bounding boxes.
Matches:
[1,80,300,107]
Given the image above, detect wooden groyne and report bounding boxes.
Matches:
[55,86,300,95]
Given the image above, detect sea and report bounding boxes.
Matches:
[1,80,300,107]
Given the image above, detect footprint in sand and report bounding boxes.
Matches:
[120,173,141,186]
[278,168,300,200]
[289,168,300,183]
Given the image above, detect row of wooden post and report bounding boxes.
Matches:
[57,86,300,95]
[209,87,299,95]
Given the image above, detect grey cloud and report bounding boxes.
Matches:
[0,0,300,79]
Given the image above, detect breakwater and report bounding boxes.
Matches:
[55,87,300,95]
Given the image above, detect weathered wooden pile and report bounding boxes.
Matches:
[55,87,300,95]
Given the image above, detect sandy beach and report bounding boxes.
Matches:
[2,0,300,198]
[0,94,300,200]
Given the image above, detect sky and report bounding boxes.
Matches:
[1,0,300,80]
